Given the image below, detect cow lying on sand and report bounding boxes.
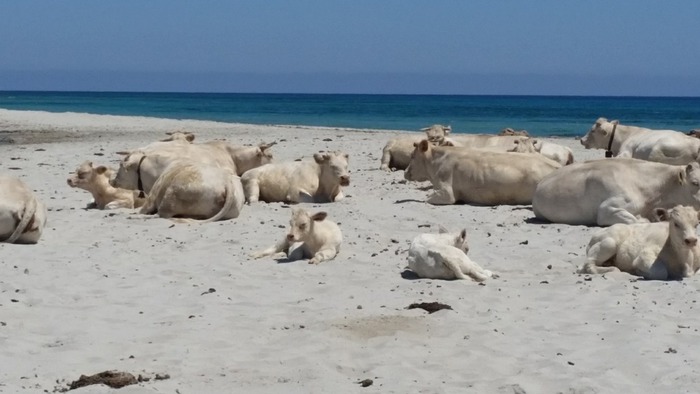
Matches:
[533,159,700,226]
[509,138,574,166]
[405,140,561,205]
[242,151,349,203]
[138,161,245,222]
[580,117,700,164]
[250,208,342,264]
[380,124,452,171]
[67,161,145,209]
[407,229,494,281]
[113,141,273,195]
[0,174,47,244]
[580,205,700,280]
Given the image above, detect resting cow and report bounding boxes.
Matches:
[242,151,349,203]
[113,141,273,195]
[533,159,700,226]
[380,124,451,171]
[0,174,47,244]
[580,117,700,164]
[407,228,494,281]
[250,208,342,264]
[580,205,700,280]
[67,161,144,209]
[404,140,561,205]
[509,138,574,165]
[138,161,244,222]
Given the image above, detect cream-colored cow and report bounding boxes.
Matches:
[113,142,273,195]
[0,174,47,244]
[533,159,700,226]
[67,161,144,209]
[250,208,342,264]
[380,124,452,171]
[509,138,574,165]
[580,117,700,164]
[404,140,561,205]
[407,229,494,281]
[580,205,700,280]
[138,161,245,222]
[242,151,350,204]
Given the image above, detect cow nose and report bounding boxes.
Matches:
[339,175,350,186]
[66,178,74,186]
[685,237,698,247]
[286,234,295,241]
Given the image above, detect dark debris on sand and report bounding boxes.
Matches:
[407,302,453,314]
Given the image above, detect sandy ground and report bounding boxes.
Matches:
[1,109,700,394]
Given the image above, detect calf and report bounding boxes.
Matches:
[242,151,349,203]
[407,229,494,281]
[160,131,195,142]
[580,205,700,280]
[0,174,47,244]
[508,138,574,166]
[250,208,342,264]
[67,161,144,209]
[138,161,245,222]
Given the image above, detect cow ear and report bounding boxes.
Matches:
[256,148,264,157]
[458,229,467,243]
[185,133,195,142]
[611,120,619,125]
[513,140,520,145]
[419,127,429,131]
[444,125,451,134]
[116,151,130,156]
[311,212,327,221]
[655,208,668,221]
[596,117,607,126]
[313,153,325,163]
[679,168,687,184]
[95,166,108,174]
[419,140,430,152]
[343,152,349,160]
[438,225,449,234]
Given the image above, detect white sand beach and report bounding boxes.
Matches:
[2,109,700,393]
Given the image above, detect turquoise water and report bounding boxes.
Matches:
[1,91,699,137]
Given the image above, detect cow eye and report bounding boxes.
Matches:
[693,181,700,187]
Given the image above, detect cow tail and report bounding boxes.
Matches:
[6,196,37,243]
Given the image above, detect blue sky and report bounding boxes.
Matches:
[1,1,699,95]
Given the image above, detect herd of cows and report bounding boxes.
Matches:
[2,118,700,281]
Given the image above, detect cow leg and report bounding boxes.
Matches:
[635,250,669,280]
[244,178,260,204]
[427,187,456,205]
[597,199,639,225]
[250,238,290,259]
[579,236,620,274]
[287,242,309,261]
[380,147,392,171]
[462,258,494,282]
[309,246,338,264]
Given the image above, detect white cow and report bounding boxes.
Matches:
[242,151,350,204]
[67,161,145,209]
[407,229,494,281]
[113,142,273,195]
[404,140,561,205]
[250,208,342,264]
[533,159,700,226]
[380,124,451,171]
[0,174,47,244]
[580,205,700,280]
[580,117,700,164]
[138,161,245,222]
[509,138,574,165]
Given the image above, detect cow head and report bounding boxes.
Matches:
[161,131,195,142]
[67,161,112,190]
[404,139,433,182]
[421,124,451,144]
[580,117,618,149]
[656,205,700,248]
[314,151,350,186]
[286,209,327,243]
[508,138,540,153]
[112,151,146,190]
